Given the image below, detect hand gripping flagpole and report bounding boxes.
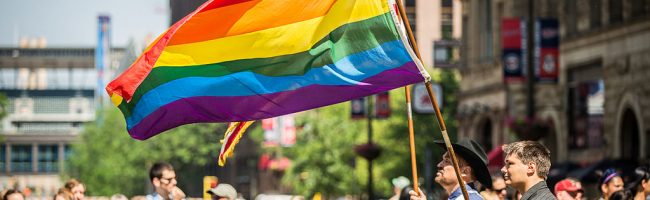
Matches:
[394,0,471,199]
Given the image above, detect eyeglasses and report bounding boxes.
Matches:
[494,188,506,193]
[567,190,583,198]
[160,177,176,184]
[211,195,229,200]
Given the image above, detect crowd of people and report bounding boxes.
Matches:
[0,140,648,200]
[391,140,650,200]
[0,178,86,200]
[0,162,239,200]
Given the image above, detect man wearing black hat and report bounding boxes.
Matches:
[410,139,492,200]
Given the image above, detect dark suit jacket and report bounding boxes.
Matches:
[520,181,557,200]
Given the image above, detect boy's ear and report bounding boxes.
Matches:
[526,161,536,175]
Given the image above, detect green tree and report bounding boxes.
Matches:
[0,93,7,143]
[0,93,7,122]
[65,107,226,197]
[280,105,364,198]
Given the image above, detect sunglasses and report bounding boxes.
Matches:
[494,188,506,193]
[160,177,176,184]
[567,190,583,198]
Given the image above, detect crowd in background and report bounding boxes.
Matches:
[389,140,650,200]
[0,141,647,200]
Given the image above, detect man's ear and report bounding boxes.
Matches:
[153,178,161,187]
[526,162,536,176]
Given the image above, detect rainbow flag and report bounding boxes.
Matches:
[106,0,430,140]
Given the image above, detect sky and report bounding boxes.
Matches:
[0,0,170,48]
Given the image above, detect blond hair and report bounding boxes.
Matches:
[64,179,84,191]
[502,141,551,179]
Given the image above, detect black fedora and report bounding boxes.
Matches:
[434,139,492,189]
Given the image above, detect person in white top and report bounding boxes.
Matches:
[146,162,186,200]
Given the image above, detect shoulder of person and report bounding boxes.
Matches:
[452,193,484,200]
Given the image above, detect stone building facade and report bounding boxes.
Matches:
[457,0,650,163]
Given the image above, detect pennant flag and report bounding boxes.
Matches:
[106,0,430,140]
[219,121,254,166]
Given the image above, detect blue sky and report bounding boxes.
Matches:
[0,0,170,47]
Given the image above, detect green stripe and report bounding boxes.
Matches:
[117,12,400,117]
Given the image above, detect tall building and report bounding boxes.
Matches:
[405,0,463,68]
[0,47,124,196]
[457,0,649,164]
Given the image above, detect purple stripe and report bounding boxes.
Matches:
[127,62,423,140]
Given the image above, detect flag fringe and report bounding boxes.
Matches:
[218,121,254,166]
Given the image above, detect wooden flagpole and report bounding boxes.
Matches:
[394,0,470,199]
[404,85,420,194]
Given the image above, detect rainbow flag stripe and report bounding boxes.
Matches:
[106,0,429,140]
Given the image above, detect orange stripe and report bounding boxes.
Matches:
[168,0,336,45]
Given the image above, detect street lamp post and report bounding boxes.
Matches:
[367,95,374,200]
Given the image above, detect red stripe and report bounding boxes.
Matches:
[199,0,255,13]
[105,0,215,101]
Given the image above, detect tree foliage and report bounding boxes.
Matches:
[0,93,7,122]
[280,105,364,198]
[65,107,226,197]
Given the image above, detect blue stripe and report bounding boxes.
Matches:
[126,40,414,129]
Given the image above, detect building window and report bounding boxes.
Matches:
[0,68,17,89]
[6,98,15,114]
[46,68,71,89]
[70,68,96,90]
[11,145,33,172]
[480,0,493,61]
[609,0,623,24]
[17,122,74,134]
[630,0,647,18]
[442,0,452,7]
[442,24,453,39]
[407,13,416,34]
[64,145,73,171]
[568,65,604,150]
[38,145,59,172]
[0,145,5,172]
[564,0,577,37]
[405,0,415,7]
[33,97,70,114]
[590,0,602,29]
[461,16,469,67]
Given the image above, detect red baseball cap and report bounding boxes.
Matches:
[554,179,582,194]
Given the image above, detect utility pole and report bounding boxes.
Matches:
[526,0,535,118]
[367,95,374,200]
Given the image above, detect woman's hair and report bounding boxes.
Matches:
[64,179,84,191]
[3,189,23,200]
[53,188,73,200]
[626,166,650,192]
[598,168,621,191]
[609,189,633,200]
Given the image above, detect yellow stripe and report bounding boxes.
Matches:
[110,93,123,106]
[154,0,388,67]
